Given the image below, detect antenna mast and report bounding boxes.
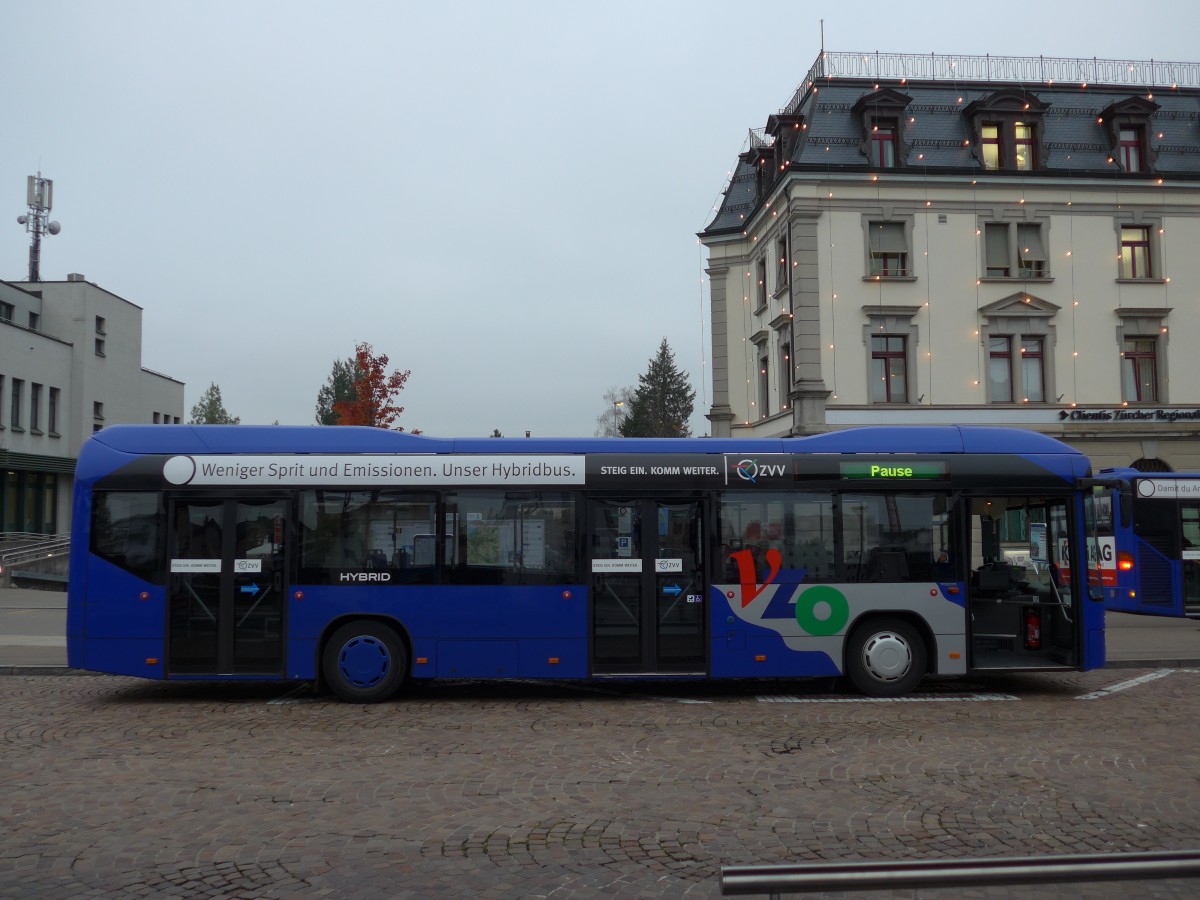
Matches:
[16,173,61,282]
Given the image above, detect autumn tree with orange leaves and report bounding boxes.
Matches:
[331,342,420,432]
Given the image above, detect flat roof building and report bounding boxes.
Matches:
[1,275,183,534]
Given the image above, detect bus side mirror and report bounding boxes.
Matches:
[1089,586,1104,602]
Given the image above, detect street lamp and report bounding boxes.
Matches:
[613,400,624,436]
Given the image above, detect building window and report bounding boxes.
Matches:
[95,337,106,356]
[867,222,908,277]
[988,335,1049,403]
[153,412,161,424]
[983,221,1049,280]
[11,378,23,430]
[30,383,41,433]
[755,257,768,310]
[49,387,59,435]
[1014,123,1035,170]
[981,124,1002,169]
[988,337,1013,403]
[28,312,39,330]
[95,315,106,335]
[1119,127,1144,172]
[1115,309,1168,405]
[869,120,899,167]
[756,346,770,418]
[0,301,13,322]
[777,341,791,412]
[1122,338,1159,402]
[94,401,104,421]
[980,121,1038,170]
[1120,226,1152,279]
[776,234,789,290]
[870,336,908,403]
[1021,338,1046,402]
[0,375,4,430]
[1017,224,1047,276]
[980,294,1059,405]
[984,224,1010,277]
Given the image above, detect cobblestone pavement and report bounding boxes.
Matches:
[3,671,1200,899]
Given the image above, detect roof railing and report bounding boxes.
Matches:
[782,50,1200,114]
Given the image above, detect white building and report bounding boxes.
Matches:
[701,51,1200,471]
[1,274,183,533]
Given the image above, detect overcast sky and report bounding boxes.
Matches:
[3,1,1198,437]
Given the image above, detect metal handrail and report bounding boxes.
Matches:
[721,850,1200,896]
[0,537,71,566]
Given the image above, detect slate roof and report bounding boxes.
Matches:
[703,52,1200,236]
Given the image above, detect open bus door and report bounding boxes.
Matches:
[966,494,1085,670]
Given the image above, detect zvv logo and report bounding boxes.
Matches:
[734,458,788,483]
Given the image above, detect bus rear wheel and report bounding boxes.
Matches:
[323,621,407,703]
[845,616,926,697]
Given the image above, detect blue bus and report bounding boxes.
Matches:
[1095,468,1200,618]
[68,424,1106,701]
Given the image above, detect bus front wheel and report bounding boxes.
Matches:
[322,621,407,703]
[845,617,926,697]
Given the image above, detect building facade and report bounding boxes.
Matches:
[700,51,1200,471]
[0,274,183,534]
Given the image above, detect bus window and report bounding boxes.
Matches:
[298,491,438,584]
[840,493,946,583]
[91,491,164,583]
[719,492,835,582]
[444,492,577,585]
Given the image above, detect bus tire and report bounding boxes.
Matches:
[322,621,407,703]
[845,616,926,697]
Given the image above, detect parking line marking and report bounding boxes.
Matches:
[268,684,315,704]
[756,693,1019,703]
[1076,668,1199,700]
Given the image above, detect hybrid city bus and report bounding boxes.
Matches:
[67,424,1107,701]
[1094,468,1200,618]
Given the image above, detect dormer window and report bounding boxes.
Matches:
[1099,97,1158,174]
[853,88,912,169]
[765,112,804,176]
[965,91,1049,172]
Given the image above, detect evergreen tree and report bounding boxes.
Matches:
[189,383,240,424]
[315,355,360,425]
[619,339,695,438]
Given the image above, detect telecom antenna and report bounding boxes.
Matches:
[16,172,61,282]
